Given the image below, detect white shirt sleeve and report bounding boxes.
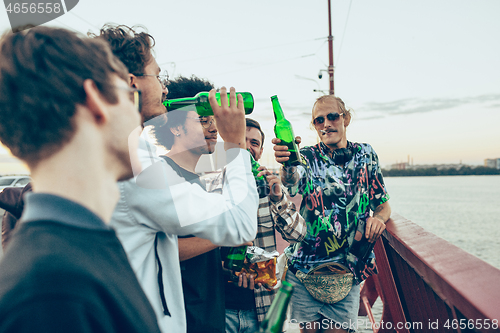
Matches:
[117,148,258,246]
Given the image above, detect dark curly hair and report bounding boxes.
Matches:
[0,26,128,167]
[150,75,215,150]
[89,24,155,75]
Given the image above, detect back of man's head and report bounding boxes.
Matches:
[90,24,155,76]
[0,27,128,167]
[151,75,215,150]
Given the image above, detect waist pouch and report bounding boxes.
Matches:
[294,262,353,304]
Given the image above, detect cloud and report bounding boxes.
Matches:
[487,103,500,109]
[358,93,500,117]
[253,101,310,123]
[274,104,310,113]
[254,97,271,104]
[356,115,386,121]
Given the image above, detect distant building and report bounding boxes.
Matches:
[484,158,499,169]
[384,163,468,171]
[387,162,408,170]
[409,164,466,171]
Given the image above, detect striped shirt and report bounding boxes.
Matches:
[205,168,307,323]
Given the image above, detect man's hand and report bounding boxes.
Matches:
[255,165,283,202]
[272,136,301,187]
[237,272,263,290]
[271,136,301,164]
[365,201,391,243]
[209,87,245,150]
[238,272,254,289]
[365,216,386,243]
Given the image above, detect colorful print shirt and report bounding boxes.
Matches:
[285,141,390,284]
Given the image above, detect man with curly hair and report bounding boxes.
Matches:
[94,25,258,333]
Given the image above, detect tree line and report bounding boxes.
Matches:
[382,166,500,177]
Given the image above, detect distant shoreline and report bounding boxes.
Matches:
[382,166,500,177]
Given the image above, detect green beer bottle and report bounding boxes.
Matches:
[249,152,266,182]
[163,92,254,116]
[257,281,294,333]
[223,245,248,272]
[271,96,301,166]
[249,151,270,198]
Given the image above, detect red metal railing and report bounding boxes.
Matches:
[360,213,500,333]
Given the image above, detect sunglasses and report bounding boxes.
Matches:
[313,112,345,126]
[115,86,142,113]
[129,89,142,113]
[186,116,216,129]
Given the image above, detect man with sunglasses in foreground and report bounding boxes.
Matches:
[273,95,391,333]
[0,26,160,333]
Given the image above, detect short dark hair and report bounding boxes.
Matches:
[0,26,128,167]
[151,75,214,150]
[90,24,155,75]
[246,118,265,147]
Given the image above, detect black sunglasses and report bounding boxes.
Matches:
[115,86,142,113]
[313,112,345,126]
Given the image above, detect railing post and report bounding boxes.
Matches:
[373,227,410,333]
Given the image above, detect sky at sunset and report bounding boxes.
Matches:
[1,0,499,174]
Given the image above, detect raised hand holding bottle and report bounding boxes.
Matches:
[271,95,301,166]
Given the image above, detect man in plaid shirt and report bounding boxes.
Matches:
[207,118,307,333]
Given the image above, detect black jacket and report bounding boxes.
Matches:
[0,183,31,249]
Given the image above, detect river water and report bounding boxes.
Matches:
[383,175,500,269]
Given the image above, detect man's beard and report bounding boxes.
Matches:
[141,98,167,124]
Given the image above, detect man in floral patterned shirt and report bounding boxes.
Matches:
[273,95,391,333]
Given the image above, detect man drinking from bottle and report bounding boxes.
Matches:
[94,24,258,333]
[149,75,226,333]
